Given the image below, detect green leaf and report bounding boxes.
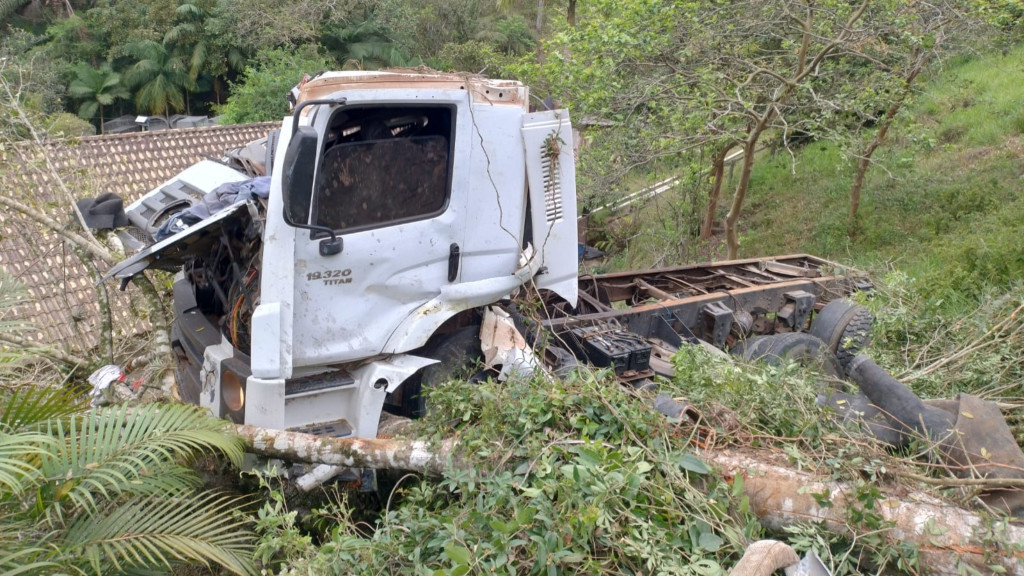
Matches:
[444,544,471,565]
[679,453,711,475]
[698,531,724,552]
[515,507,536,525]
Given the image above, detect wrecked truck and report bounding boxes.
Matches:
[106,70,870,440]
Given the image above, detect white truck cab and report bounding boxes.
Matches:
[109,71,580,439]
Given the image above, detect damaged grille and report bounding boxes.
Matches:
[541,152,564,223]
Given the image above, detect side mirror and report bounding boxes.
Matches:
[279,97,346,256]
[281,125,318,226]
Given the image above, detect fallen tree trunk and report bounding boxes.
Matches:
[234,425,1023,575]
[709,451,1023,576]
[233,424,460,478]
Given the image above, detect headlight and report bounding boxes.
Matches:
[221,369,246,423]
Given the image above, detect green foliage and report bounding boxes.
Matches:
[0,387,256,575]
[33,15,107,68]
[67,62,130,125]
[434,40,508,75]
[320,17,415,69]
[861,273,1024,401]
[217,45,335,124]
[0,273,255,576]
[203,0,353,53]
[0,281,255,575]
[88,0,181,52]
[0,274,28,365]
[479,15,536,55]
[254,370,760,574]
[124,39,197,117]
[0,0,30,24]
[739,45,1024,301]
[974,0,1024,30]
[376,0,483,57]
[698,42,1024,453]
[164,0,214,79]
[668,345,834,441]
[1,30,68,139]
[250,469,316,569]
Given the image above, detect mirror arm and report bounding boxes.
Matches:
[291,97,347,138]
[288,97,347,256]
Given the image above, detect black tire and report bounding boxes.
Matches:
[386,326,483,419]
[732,332,844,379]
[809,299,874,369]
[835,308,873,368]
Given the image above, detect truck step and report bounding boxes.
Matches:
[291,419,353,438]
[285,371,356,398]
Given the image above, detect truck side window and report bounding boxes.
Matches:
[313,106,454,232]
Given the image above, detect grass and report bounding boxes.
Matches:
[732,45,1024,307]
[589,41,1024,275]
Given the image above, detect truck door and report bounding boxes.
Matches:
[522,110,579,308]
[288,103,469,367]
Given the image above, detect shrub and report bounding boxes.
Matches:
[218,45,336,125]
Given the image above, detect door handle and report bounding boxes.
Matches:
[448,243,460,282]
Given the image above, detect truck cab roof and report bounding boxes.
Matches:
[295,70,528,109]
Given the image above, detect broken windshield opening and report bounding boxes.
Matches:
[312,105,455,233]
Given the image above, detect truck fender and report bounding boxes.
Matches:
[353,354,440,395]
[349,354,439,438]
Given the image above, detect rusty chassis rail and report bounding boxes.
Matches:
[539,255,866,376]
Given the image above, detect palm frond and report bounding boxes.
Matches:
[227,48,246,71]
[0,544,60,576]
[67,80,97,99]
[39,403,243,514]
[60,491,256,576]
[175,2,204,19]
[163,23,195,46]
[0,511,57,575]
[135,74,190,115]
[99,72,123,93]
[124,40,162,61]
[0,430,51,494]
[0,0,31,24]
[189,42,208,78]
[0,386,87,433]
[78,99,99,119]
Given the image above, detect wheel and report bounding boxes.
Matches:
[732,332,844,378]
[385,326,483,418]
[809,299,874,369]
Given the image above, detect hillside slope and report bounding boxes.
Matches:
[738,45,1024,301]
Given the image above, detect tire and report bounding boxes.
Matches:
[732,332,844,379]
[809,299,874,369]
[386,326,483,418]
